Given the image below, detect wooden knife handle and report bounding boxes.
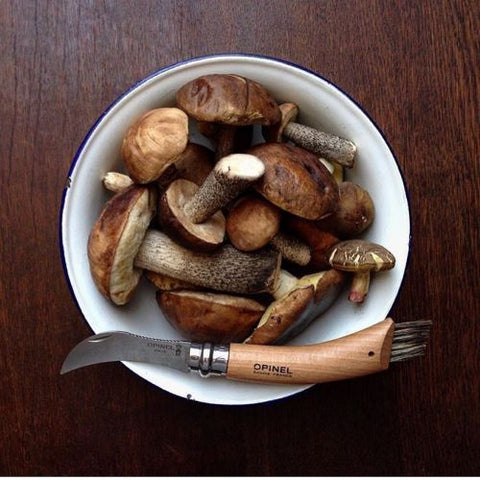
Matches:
[226,318,395,384]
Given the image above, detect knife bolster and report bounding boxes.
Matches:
[188,343,229,376]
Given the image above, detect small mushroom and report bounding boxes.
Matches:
[157,290,265,343]
[245,268,345,345]
[176,74,280,160]
[158,153,265,251]
[319,182,375,237]
[264,102,356,167]
[121,108,189,184]
[248,142,339,220]
[225,194,312,266]
[88,185,281,305]
[327,239,396,303]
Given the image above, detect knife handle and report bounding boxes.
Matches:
[226,318,395,384]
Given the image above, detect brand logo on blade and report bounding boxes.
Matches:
[253,363,293,377]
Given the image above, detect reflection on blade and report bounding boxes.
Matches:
[60,331,191,374]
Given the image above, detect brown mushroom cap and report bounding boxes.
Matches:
[319,182,375,237]
[176,74,281,126]
[226,194,281,251]
[248,142,339,220]
[156,143,214,191]
[244,285,315,345]
[121,108,189,184]
[158,178,226,252]
[157,290,265,343]
[328,240,396,273]
[87,185,156,305]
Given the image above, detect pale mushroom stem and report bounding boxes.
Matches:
[283,122,356,167]
[270,231,312,266]
[134,230,280,295]
[349,272,371,303]
[183,154,265,224]
[102,172,134,193]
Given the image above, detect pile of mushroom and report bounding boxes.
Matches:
[88,73,396,345]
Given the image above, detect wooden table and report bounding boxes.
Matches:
[1,0,478,475]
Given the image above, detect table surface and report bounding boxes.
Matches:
[1,0,479,475]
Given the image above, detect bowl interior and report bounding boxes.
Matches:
[61,55,410,405]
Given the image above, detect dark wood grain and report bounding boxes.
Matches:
[1,0,479,475]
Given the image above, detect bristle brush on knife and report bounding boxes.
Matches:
[60,318,432,384]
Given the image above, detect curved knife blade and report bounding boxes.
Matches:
[60,331,191,374]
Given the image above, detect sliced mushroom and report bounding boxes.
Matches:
[158,153,265,251]
[264,102,356,167]
[328,239,396,303]
[157,290,265,343]
[176,74,280,160]
[121,108,189,184]
[319,182,375,237]
[284,214,340,270]
[245,268,345,345]
[248,142,339,220]
[88,185,281,304]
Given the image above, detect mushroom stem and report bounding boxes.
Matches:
[283,122,356,167]
[270,231,312,266]
[348,272,371,303]
[134,230,280,294]
[183,154,265,224]
[102,172,134,193]
[214,125,237,161]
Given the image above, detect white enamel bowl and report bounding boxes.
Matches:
[60,54,410,405]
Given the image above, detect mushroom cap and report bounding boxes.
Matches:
[176,74,281,126]
[121,107,189,184]
[320,182,375,237]
[156,142,215,191]
[263,102,299,142]
[249,142,339,220]
[244,285,315,345]
[87,185,156,305]
[226,194,281,251]
[328,239,396,273]
[157,290,265,343]
[158,178,226,252]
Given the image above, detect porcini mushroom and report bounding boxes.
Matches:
[264,102,356,167]
[157,290,265,343]
[158,153,265,251]
[245,268,345,345]
[88,185,281,305]
[319,182,375,237]
[176,74,280,160]
[248,142,339,220]
[121,107,189,184]
[226,194,281,251]
[327,239,396,303]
